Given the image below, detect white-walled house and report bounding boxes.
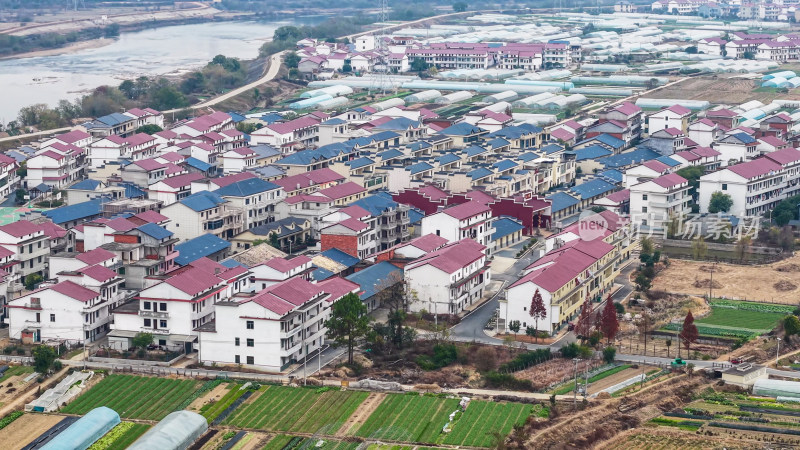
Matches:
[198,276,358,372]
[420,201,494,254]
[699,157,785,217]
[161,191,244,242]
[213,178,284,230]
[249,255,313,290]
[648,105,692,134]
[7,281,106,343]
[687,118,721,147]
[220,147,257,175]
[713,132,759,165]
[405,239,489,315]
[629,173,692,226]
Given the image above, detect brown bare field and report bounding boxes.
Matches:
[646,76,800,104]
[515,358,597,391]
[601,428,761,450]
[587,366,656,395]
[651,254,800,303]
[187,382,230,412]
[0,414,65,450]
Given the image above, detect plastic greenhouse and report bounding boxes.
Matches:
[315,96,349,110]
[483,90,519,103]
[504,80,574,90]
[404,90,442,104]
[289,95,333,110]
[634,98,710,110]
[737,100,765,112]
[513,93,556,108]
[483,101,513,113]
[369,98,405,111]
[435,91,474,104]
[762,70,796,80]
[568,87,633,97]
[299,85,353,99]
[753,379,800,399]
[41,407,120,450]
[128,411,208,450]
[762,77,789,88]
[399,80,561,95]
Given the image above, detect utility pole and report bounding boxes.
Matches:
[776,337,782,367]
[572,358,580,410]
[302,310,307,386]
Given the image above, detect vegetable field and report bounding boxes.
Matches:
[442,401,531,447]
[200,383,246,423]
[223,386,367,434]
[262,435,360,450]
[355,394,459,443]
[662,299,789,340]
[87,422,150,450]
[62,375,202,420]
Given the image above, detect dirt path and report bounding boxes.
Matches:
[0,413,64,450]
[187,382,230,412]
[336,392,385,436]
[0,367,68,418]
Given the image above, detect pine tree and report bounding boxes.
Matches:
[529,289,547,343]
[600,295,619,344]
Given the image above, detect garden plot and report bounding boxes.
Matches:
[354,394,459,443]
[0,413,64,450]
[442,401,531,448]
[61,374,202,420]
[223,386,367,434]
[661,299,790,340]
[587,365,657,395]
[88,422,149,450]
[261,435,360,450]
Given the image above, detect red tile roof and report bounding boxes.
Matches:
[759,136,789,148]
[132,210,169,224]
[511,247,596,292]
[340,205,372,219]
[104,217,138,232]
[265,116,321,135]
[76,248,116,265]
[613,102,642,116]
[601,188,630,204]
[0,220,41,238]
[690,146,721,158]
[551,128,575,141]
[56,130,91,144]
[264,255,312,272]
[727,158,783,179]
[50,280,99,302]
[273,168,344,191]
[464,190,496,205]
[165,266,223,296]
[417,185,449,201]
[665,105,691,115]
[333,218,369,232]
[764,147,800,165]
[642,160,670,173]
[132,159,166,171]
[398,233,449,252]
[317,277,359,302]
[79,264,118,282]
[159,172,204,188]
[441,200,491,220]
[651,173,687,189]
[406,239,486,274]
[675,150,700,162]
[318,181,366,200]
[706,108,738,118]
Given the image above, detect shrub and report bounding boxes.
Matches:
[52,360,62,371]
[474,347,498,372]
[560,343,592,359]
[482,371,534,391]
[602,346,616,363]
[498,349,551,372]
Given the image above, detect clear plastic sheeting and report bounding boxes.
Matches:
[289,95,333,110]
[128,411,208,450]
[434,90,474,104]
[635,98,710,110]
[581,64,629,73]
[315,96,350,110]
[753,379,800,399]
[399,80,561,95]
[370,98,405,111]
[483,90,519,103]
[762,77,789,88]
[404,90,442,104]
[511,69,572,81]
[504,80,574,90]
[571,76,668,87]
[482,101,513,113]
[41,407,120,450]
[736,100,765,113]
[26,371,92,412]
[437,68,523,80]
[569,87,633,97]
[511,113,558,126]
[308,74,419,91]
[763,70,797,80]
[299,85,353,99]
[513,93,557,108]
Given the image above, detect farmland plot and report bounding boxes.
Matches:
[443,401,531,448]
[223,386,367,434]
[62,375,201,420]
[355,395,459,443]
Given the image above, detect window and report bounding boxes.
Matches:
[722,183,728,190]
[235,355,240,364]
[159,339,166,346]
[642,206,648,213]
[246,356,254,365]
[235,338,240,346]
[246,320,254,330]
[143,301,151,310]
[642,194,648,201]
[50,314,55,322]
[160,320,167,328]
[247,338,254,347]
[36,313,40,322]
[159,303,167,312]
[144,318,151,327]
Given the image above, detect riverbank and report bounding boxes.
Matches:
[0,38,114,61]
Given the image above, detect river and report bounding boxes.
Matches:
[0,18,321,123]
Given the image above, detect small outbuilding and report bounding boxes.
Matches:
[722,363,768,388]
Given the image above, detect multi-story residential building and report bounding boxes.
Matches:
[688,119,722,147]
[699,157,785,217]
[161,191,244,242]
[147,173,205,206]
[27,143,87,189]
[88,133,158,168]
[82,112,138,138]
[250,116,322,149]
[764,147,800,198]
[320,218,377,260]
[630,173,692,227]
[648,105,692,134]
[120,159,169,187]
[220,147,257,175]
[0,154,19,200]
[0,221,49,279]
[275,193,337,238]
[713,132,759,165]
[248,255,313,290]
[197,276,357,372]
[111,259,249,352]
[170,112,234,138]
[420,201,494,254]
[232,218,311,253]
[214,178,284,230]
[647,128,686,156]
[405,239,489,315]
[705,108,740,130]
[7,281,107,343]
[118,223,180,289]
[41,130,93,150]
[500,238,616,334]
[599,101,644,141]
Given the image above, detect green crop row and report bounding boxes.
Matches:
[443,401,531,447]
[355,395,458,443]
[709,300,794,314]
[201,383,244,423]
[661,323,759,339]
[0,411,23,430]
[88,422,149,450]
[587,365,632,384]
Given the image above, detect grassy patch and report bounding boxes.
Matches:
[587,365,632,383]
[0,365,33,383]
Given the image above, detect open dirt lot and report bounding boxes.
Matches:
[645,75,800,104]
[0,414,64,450]
[651,254,800,303]
[601,428,761,449]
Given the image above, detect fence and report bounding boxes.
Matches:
[663,253,785,265]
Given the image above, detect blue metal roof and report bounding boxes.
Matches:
[546,192,580,213]
[369,131,402,142]
[43,199,105,224]
[593,133,626,149]
[70,179,101,191]
[541,144,564,155]
[347,157,375,169]
[174,234,231,266]
[730,132,757,144]
[260,113,283,124]
[179,191,227,212]
[492,217,525,241]
[486,123,542,139]
[373,117,420,131]
[251,165,285,178]
[250,144,281,160]
[185,157,212,171]
[517,152,539,162]
[407,161,433,175]
[409,208,424,224]
[350,194,399,217]
[275,142,354,166]
[321,118,347,125]
[214,178,280,197]
[227,112,246,123]
[570,179,616,199]
[137,223,173,240]
[378,148,404,160]
[597,169,624,184]
[574,144,613,161]
[464,145,488,157]
[119,182,147,199]
[492,159,518,172]
[345,262,403,300]
[320,248,360,268]
[95,112,132,127]
[655,155,681,167]
[436,153,461,165]
[220,259,245,269]
[438,122,487,136]
[312,267,335,281]
[468,167,494,180]
[487,137,510,149]
[599,147,661,169]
